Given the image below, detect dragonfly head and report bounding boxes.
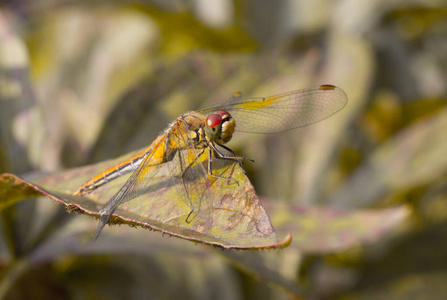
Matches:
[205,110,235,144]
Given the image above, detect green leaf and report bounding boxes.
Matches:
[268,202,410,254]
[0,150,291,250]
[332,107,447,209]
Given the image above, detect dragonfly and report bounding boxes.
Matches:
[74,84,348,239]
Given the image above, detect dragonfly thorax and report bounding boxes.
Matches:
[204,110,235,144]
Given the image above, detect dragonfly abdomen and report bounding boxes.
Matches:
[74,150,147,196]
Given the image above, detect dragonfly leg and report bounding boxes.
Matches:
[207,147,241,186]
[213,143,254,164]
[209,142,254,177]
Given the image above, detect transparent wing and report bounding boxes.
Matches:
[165,119,213,225]
[199,85,347,133]
[95,120,214,238]
[95,134,169,239]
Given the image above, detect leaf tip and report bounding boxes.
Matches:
[279,234,292,248]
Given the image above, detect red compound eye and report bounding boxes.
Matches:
[206,114,222,128]
[217,110,231,118]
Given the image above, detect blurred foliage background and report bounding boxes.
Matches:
[1,0,447,299]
